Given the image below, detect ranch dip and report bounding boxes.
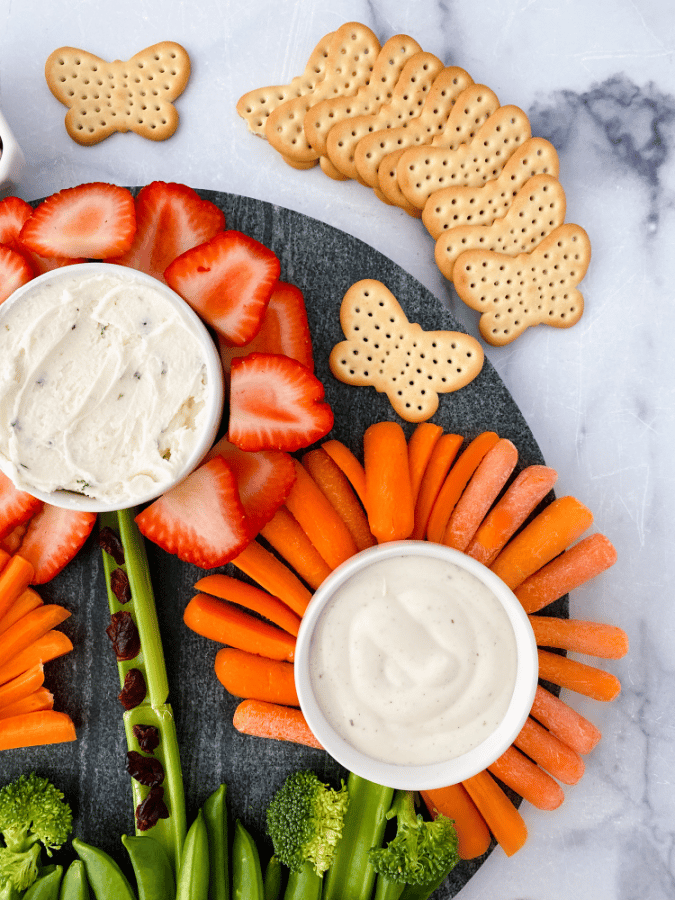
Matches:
[309,554,518,766]
[0,268,210,505]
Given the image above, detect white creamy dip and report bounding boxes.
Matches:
[309,554,518,766]
[0,268,210,505]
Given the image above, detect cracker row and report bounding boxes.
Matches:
[452,224,591,346]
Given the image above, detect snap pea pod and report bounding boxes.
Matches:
[202,785,229,900]
[175,810,209,900]
[122,834,175,900]
[23,866,63,900]
[263,856,282,900]
[232,821,264,900]
[282,862,321,900]
[59,860,90,900]
[100,508,186,877]
[73,839,137,900]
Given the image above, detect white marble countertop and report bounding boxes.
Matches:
[1,0,673,897]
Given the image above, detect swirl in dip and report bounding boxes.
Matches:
[309,553,519,766]
[0,267,212,506]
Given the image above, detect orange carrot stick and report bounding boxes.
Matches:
[285,460,358,569]
[195,572,302,636]
[462,769,528,857]
[302,448,376,552]
[0,555,35,622]
[321,440,367,506]
[0,687,53,720]
[513,716,585,785]
[426,432,501,544]
[407,423,444,509]
[490,496,594,590]
[537,649,621,701]
[420,784,491,860]
[442,438,518,550]
[184,593,296,662]
[0,710,76,751]
[530,685,601,755]
[515,533,618,613]
[0,664,45,712]
[466,465,558,566]
[232,699,322,749]
[529,615,629,659]
[488,745,565,810]
[0,588,44,636]
[231,541,312,617]
[0,605,71,667]
[0,630,73,687]
[215,647,299,706]
[364,422,415,543]
[0,549,9,572]
[411,433,464,540]
[260,507,332,591]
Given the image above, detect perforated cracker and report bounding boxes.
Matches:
[435,174,566,281]
[45,42,191,145]
[398,104,532,209]
[453,224,591,346]
[329,279,484,422]
[265,23,381,164]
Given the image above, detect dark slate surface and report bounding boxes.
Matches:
[1,191,557,896]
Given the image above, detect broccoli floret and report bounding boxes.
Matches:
[266,770,349,875]
[0,773,72,892]
[369,790,459,886]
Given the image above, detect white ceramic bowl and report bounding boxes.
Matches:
[0,263,224,512]
[0,109,25,193]
[295,541,538,790]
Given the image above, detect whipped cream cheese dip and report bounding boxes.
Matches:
[0,266,212,506]
[309,553,519,767]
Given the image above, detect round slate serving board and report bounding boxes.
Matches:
[2,190,554,897]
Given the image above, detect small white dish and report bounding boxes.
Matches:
[0,109,25,194]
[295,541,538,790]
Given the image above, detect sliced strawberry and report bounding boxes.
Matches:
[111,181,226,283]
[135,456,250,568]
[165,230,280,346]
[0,245,34,304]
[17,505,97,584]
[0,196,33,249]
[205,436,296,535]
[0,471,43,540]
[219,281,314,374]
[1,522,29,555]
[19,182,136,259]
[228,353,334,453]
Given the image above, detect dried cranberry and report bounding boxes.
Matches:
[135,786,169,831]
[98,525,125,564]
[110,567,131,604]
[118,668,146,710]
[126,750,165,786]
[106,611,140,660]
[133,724,160,753]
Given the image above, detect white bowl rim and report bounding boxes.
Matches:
[295,540,539,790]
[0,262,224,512]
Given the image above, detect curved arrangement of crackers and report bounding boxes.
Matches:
[236,23,592,347]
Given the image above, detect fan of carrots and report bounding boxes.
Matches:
[0,549,76,751]
[183,420,628,859]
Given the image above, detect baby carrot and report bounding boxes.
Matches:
[0,629,73,687]
[0,555,35,622]
[364,421,414,543]
[184,594,296,662]
[0,588,43,636]
[488,745,565,810]
[260,507,333,591]
[407,423,443,508]
[321,439,367,506]
[0,709,76,751]
[0,549,9,572]
[411,433,464,540]
[194,573,301,636]
[529,615,629,659]
[490,496,594,590]
[0,663,45,713]
[462,769,528,857]
[232,699,322,749]
[420,784,491,860]
[466,465,558,566]
[513,716,585,785]
[231,541,312,617]
[537,649,621,701]
[0,604,71,667]
[302,448,376,552]
[530,685,601,755]
[215,648,298,706]
[0,687,53,720]
[285,459,358,569]
[442,438,518,550]
[515,533,618,613]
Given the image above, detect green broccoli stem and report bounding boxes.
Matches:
[100,509,186,878]
[282,861,321,900]
[321,774,394,900]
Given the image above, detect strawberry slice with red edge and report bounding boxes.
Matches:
[0,245,34,304]
[17,505,97,584]
[0,196,83,275]
[111,181,226,283]
[165,230,280,346]
[19,182,137,260]
[205,436,296,536]
[228,352,334,453]
[0,471,43,541]
[219,281,314,374]
[135,455,250,568]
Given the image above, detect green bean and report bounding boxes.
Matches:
[231,821,264,900]
[263,856,282,900]
[282,861,321,900]
[202,784,229,900]
[122,834,175,900]
[59,860,90,900]
[73,838,137,900]
[175,810,209,900]
[23,866,63,900]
